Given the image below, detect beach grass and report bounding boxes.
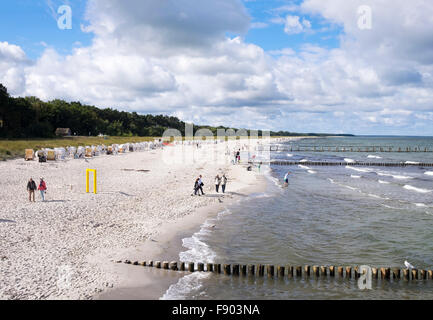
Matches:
[0,136,157,161]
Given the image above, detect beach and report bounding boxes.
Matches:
[0,140,270,300]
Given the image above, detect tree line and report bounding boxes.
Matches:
[0,84,352,139]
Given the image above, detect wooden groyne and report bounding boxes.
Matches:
[265,146,433,153]
[119,260,433,281]
[250,161,433,167]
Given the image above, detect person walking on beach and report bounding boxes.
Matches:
[221,174,228,193]
[215,175,221,193]
[236,149,241,163]
[27,178,37,202]
[38,178,47,202]
[198,175,205,195]
[192,178,201,196]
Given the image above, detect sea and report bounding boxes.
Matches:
[161,136,433,300]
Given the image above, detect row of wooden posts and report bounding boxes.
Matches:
[252,161,433,167]
[121,260,433,281]
[269,146,432,153]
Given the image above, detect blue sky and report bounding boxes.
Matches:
[1,0,433,135]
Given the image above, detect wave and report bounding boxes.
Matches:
[346,166,372,173]
[161,272,210,300]
[351,175,361,179]
[328,178,335,184]
[299,159,308,163]
[414,203,428,207]
[403,185,432,194]
[425,171,433,176]
[298,165,311,170]
[287,153,293,157]
[405,161,420,164]
[378,172,413,180]
[307,170,317,174]
[344,185,359,191]
[344,158,356,163]
[378,180,390,184]
[368,155,382,159]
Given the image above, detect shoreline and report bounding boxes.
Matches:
[95,165,268,300]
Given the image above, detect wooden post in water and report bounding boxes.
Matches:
[420,269,427,280]
[214,263,221,274]
[277,266,285,278]
[372,267,378,279]
[241,265,247,276]
[313,266,319,277]
[188,262,195,272]
[206,263,213,272]
[162,261,169,270]
[223,264,231,275]
[412,269,418,280]
[258,264,265,277]
[232,264,240,276]
[427,270,433,279]
[180,262,185,271]
[320,266,327,277]
[197,263,204,272]
[170,262,178,271]
[287,266,293,278]
[155,261,161,269]
[140,261,146,267]
[267,265,275,277]
[329,266,335,277]
[392,268,400,279]
[248,264,255,276]
[337,266,344,277]
[296,266,302,277]
[354,266,359,279]
[304,265,311,277]
[403,269,409,280]
[149,260,153,267]
[346,266,352,278]
[380,267,386,279]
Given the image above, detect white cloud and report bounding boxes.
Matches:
[1,0,433,134]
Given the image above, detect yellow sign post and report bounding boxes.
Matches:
[86,169,97,194]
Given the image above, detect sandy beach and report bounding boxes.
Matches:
[0,139,272,300]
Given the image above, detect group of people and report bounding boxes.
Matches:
[214,174,228,193]
[192,174,228,196]
[26,178,47,202]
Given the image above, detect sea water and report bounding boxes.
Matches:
[162,136,433,300]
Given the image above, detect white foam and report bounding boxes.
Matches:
[287,153,293,157]
[299,159,308,163]
[414,203,428,207]
[368,155,382,159]
[378,180,390,184]
[346,166,372,173]
[425,171,433,176]
[403,185,432,194]
[307,170,317,174]
[328,178,335,184]
[378,172,412,180]
[298,165,311,170]
[345,185,358,191]
[405,161,420,165]
[351,175,361,179]
[160,272,210,300]
[344,158,356,163]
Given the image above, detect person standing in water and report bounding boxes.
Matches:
[27,178,37,202]
[221,174,228,193]
[284,171,291,186]
[215,175,221,193]
[38,177,47,201]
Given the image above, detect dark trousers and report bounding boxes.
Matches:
[222,184,226,193]
[216,185,220,193]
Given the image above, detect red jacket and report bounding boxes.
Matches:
[38,181,47,191]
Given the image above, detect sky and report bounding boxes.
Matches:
[1,0,433,135]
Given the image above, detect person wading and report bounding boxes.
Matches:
[27,178,37,202]
[38,178,47,202]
